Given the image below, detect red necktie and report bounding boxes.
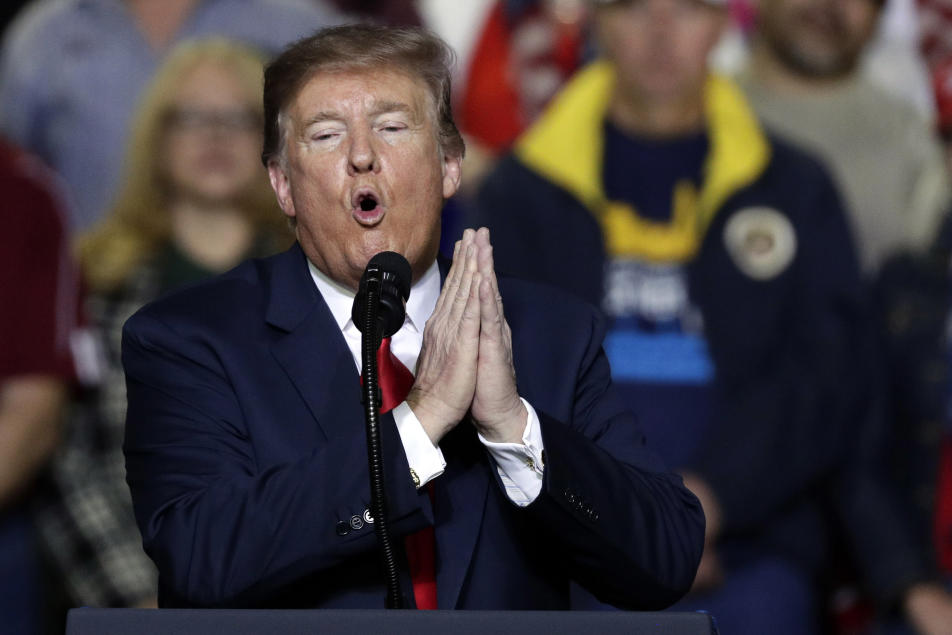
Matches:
[375,337,414,414]
[373,337,437,609]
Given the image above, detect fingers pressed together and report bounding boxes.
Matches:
[407,227,525,445]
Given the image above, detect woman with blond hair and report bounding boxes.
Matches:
[80,37,288,296]
[34,37,290,612]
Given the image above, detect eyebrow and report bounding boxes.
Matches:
[369,101,413,118]
[300,100,415,129]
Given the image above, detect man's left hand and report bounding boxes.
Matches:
[470,227,527,443]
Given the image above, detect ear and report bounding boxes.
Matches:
[267,160,296,220]
[441,152,462,199]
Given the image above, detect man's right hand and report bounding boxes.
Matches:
[407,229,482,443]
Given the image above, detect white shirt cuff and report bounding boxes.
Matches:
[478,398,545,507]
[392,401,446,488]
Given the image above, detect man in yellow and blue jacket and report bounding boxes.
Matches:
[472,0,926,631]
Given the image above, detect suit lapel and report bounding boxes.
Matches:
[266,244,362,440]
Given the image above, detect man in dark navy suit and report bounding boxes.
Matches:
[121,24,704,610]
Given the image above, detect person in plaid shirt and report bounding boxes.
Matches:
[32,38,290,610]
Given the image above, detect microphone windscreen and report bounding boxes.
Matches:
[367,251,411,301]
[352,251,412,338]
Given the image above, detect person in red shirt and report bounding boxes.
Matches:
[0,137,77,633]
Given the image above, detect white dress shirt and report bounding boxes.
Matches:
[308,259,545,505]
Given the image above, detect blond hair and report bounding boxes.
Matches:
[79,37,288,293]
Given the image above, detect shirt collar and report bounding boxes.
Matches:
[307,256,440,333]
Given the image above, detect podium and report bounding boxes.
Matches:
[66,608,718,634]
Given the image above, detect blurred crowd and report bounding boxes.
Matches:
[3,0,952,633]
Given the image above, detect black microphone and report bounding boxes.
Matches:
[351,251,412,339]
[350,250,412,609]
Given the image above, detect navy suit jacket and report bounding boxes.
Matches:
[122,243,704,609]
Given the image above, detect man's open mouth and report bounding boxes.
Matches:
[359,194,378,211]
[352,189,385,225]
[353,188,381,210]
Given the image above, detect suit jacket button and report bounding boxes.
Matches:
[335,521,350,536]
[350,515,364,530]
[363,509,374,524]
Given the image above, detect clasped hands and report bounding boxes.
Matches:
[406,227,528,445]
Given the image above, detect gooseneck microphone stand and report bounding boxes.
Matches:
[353,252,412,609]
[359,275,403,609]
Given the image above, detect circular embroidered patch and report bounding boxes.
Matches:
[723,207,797,280]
